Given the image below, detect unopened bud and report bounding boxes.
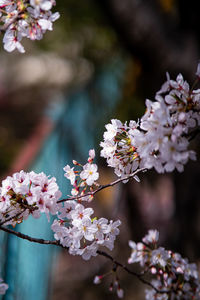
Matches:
[176,266,184,274]
[151,267,157,274]
[93,275,102,284]
[109,283,113,292]
[117,288,124,298]
[89,149,95,159]
[88,157,93,163]
[163,272,168,281]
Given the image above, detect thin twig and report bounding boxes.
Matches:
[0,204,38,226]
[96,250,168,294]
[57,168,147,203]
[0,210,25,226]
[0,225,60,246]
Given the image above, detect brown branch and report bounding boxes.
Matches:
[57,168,147,203]
[96,250,169,294]
[0,225,60,246]
[0,224,168,294]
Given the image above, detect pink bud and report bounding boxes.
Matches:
[151,267,157,274]
[109,283,113,292]
[93,276,101,284]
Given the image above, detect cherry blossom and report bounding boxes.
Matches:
[0,39,199,298]
[0,0,60,52]
[101,70,200,179]
[51,201,121,260]
[0,170,61,225]
[80,163,99,186]
[63,149,99,201]
[63,165,76,185]
[128,230,200,299]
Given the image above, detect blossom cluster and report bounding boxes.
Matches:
[51,201,121,260]
[100,69,200,178]
[128,230,200,299]
[0,0,59,53]
[52,149,121,260]
[63,149,99,202]
[0,278,8,295]
[0,170,61,226]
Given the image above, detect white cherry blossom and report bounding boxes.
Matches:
[63,165,76,185]
[0,0,60,53]
[80,163,99,186]
[128,230,200,299]
[51,200,121,260]
[0,170,61,225]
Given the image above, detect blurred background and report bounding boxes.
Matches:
[0,0,200,299]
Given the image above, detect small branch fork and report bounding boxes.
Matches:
[57,168,147,203]
[0,224,168,295]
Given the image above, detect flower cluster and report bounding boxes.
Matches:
[51,201,121,260]
[128,230,200,299]
[0,170,61,226]
[0,278,8,295]
[0,0,59,53]
[63,149,99,202]
[101,69,200,178]
[100,119,141,180]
